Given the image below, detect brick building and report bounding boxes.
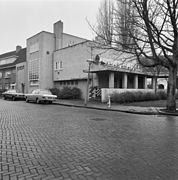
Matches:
[0,46,26,92]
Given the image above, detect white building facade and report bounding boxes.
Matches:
[24,20,165,100]
[26,20,87,93]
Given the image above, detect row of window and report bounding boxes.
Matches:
[0,84,13,90]
[0,70,16,79]
[0,57,16,66]
[59,80,78,86]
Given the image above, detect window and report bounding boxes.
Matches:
[0,57,16,65]
[0,72,2,79]
[28,59,39,86]
[60,61,63,69]
[55,62,58,70]
[4,71,11,78]
[54,61,63,70]
[5,84,9,90]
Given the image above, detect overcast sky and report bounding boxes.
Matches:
[0,0,101,54]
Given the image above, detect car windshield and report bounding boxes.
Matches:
[39,90,52,95]
[31,89,52,95]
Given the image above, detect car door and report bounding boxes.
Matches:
[28,90,36,101]
[32,90,40,101]
[7,91,12,99]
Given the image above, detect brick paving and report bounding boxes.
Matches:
[1,99,178,180]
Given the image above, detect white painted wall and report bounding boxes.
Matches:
[27,31,54,93]
[53,42,92,81]
[62,33,87,48]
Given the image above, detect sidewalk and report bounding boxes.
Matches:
[54,99,163,115]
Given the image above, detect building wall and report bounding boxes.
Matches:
[40,32,54,90]
[27,32,54,93]
[26,21,89,93]
[62,33,87,48]
[53,42,95,98]
[54,79,87,99]
[53,42,92,81]
[16,62,26,93]
[27,34,40,92]
[0,67,16,90]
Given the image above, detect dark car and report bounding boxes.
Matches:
[2,89,25,101]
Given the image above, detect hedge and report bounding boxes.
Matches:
[110,91,168,104]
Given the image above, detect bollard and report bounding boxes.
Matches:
[107,95,111,108]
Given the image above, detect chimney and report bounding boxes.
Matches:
[53,20,63,50]
[16,45,22,53]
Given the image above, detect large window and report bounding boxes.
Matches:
[28,59,39,86]
[0,57,16,65]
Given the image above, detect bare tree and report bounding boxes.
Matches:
[95,0,114,45]
[93,0,178,112]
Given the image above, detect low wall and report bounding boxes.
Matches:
[101,88,155,102]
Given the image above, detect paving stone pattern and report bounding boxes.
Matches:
[1,100,178,180]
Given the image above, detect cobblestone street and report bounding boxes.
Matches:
[1,100,178,180]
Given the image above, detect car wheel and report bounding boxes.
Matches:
[36,98,40,104]
[12,96,16,101]
[26,98,29,103]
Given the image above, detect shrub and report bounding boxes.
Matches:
[59,87,73,99]
[157,91,167,100]
[71,87,81,99]
[49,88,60,98]
[50,87,81,99]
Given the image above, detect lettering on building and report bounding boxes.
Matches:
[17,65,24,71]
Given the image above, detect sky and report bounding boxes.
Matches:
[0,0,101,54]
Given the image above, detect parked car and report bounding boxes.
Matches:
[2,89,25,101]
[25,89,57,104]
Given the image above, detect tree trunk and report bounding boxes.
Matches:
[154,76,157,94]
[166,66,177,112]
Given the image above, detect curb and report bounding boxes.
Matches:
[158,109,178,116]
[53,102,160,115]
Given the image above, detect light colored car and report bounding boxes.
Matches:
[2,89,25,101]
[25,89,57,104]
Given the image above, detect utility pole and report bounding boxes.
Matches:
[84,59,94,106]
